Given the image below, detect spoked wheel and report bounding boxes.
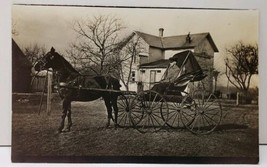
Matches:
[116,94,131,128]
[182,90,222,135]
[130,90,169,133]
[161,92,193,129]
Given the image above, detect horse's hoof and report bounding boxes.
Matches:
[57,130,63,134]
[58,126,64,133]
[114,124,118,130]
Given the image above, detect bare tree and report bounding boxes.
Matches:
[65,44,90,73]
[70,15,125,75]
[24,43,47,65]
[116,36,145,91]
[94,34,146,91]
[224,42,258,99]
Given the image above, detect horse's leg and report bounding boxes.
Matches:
[58,99,71,132]
[66,103,72,132]
[103,97,112,127]
[111,95,119,128]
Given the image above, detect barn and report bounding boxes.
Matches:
[12,39,32,93]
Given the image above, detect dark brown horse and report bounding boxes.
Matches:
[34,47,121,133]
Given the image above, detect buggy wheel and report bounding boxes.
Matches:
[116,94,132,128]
[182,90,222,135]
[161,93,192,129]
[131,90,168,133]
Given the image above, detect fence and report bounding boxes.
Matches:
[31,76,47,92]
[30,72,53,114]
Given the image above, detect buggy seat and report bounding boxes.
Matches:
[151,50,208,95]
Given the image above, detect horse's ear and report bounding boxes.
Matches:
[50,47,55,53]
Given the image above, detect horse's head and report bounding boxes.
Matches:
[34,47,61,71]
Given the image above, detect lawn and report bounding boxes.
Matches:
[11,93,259,163]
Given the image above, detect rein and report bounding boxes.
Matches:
[35,53,120,102]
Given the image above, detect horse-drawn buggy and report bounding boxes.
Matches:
[34,48,222,135]
[116,50,222,134]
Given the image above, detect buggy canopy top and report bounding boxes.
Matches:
[161,50,206,83]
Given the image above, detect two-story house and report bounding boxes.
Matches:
[119,28,219,92]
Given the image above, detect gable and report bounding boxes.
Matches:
[134,31,163,48]
[12,39,32,68]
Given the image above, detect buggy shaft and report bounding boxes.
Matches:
[58,85,136,95]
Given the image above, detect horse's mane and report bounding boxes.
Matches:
[56,52,79,74]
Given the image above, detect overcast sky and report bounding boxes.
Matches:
[12,5,259,87]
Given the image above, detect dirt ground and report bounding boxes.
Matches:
[11,94,259,163]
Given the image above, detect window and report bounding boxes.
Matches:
[139,70,145,81]
[131,71,136,82]
[140,70,145,73]
[150,70,156,83]
[150,70,157,89]
[157,70,161,73]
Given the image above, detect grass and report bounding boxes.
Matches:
[12,94,259,162]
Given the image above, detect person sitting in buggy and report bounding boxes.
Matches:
[151,50,207,95]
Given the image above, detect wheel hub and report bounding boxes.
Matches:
[195,106,205,114]
[199,110,204,114]
[147,110,152,115]
[125,106,129,112]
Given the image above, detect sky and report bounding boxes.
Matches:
[12,5,259,87]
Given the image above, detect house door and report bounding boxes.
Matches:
[150,70,156,89]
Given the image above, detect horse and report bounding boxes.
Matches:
[34,47,121,133]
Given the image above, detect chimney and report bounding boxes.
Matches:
[186,32,192,43]
[159,28,164,37]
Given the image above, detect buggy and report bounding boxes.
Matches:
[116,50,222,134]
[35,48,222,134]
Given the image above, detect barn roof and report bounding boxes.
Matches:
[12,39,32,68]
[134,31,219,52]
[139,59,170,68]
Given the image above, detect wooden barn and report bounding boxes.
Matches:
[12,39,32,93]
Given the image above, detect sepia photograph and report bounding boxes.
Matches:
[11,5,259,163]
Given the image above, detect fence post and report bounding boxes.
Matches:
[47,70,52,115]
[236,92,239,106]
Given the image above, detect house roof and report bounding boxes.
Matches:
[139,59,170,68]
[135,31,163,48]
[12,39,32,68]
[112,32,135,53]
[134,31,219,52]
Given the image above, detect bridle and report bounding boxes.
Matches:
[33,53,96,99]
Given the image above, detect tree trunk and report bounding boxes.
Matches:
[241,90,252,104]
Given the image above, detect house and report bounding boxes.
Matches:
[119,29,219,92]
[12,39,32,93]
[138,59,170,90]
